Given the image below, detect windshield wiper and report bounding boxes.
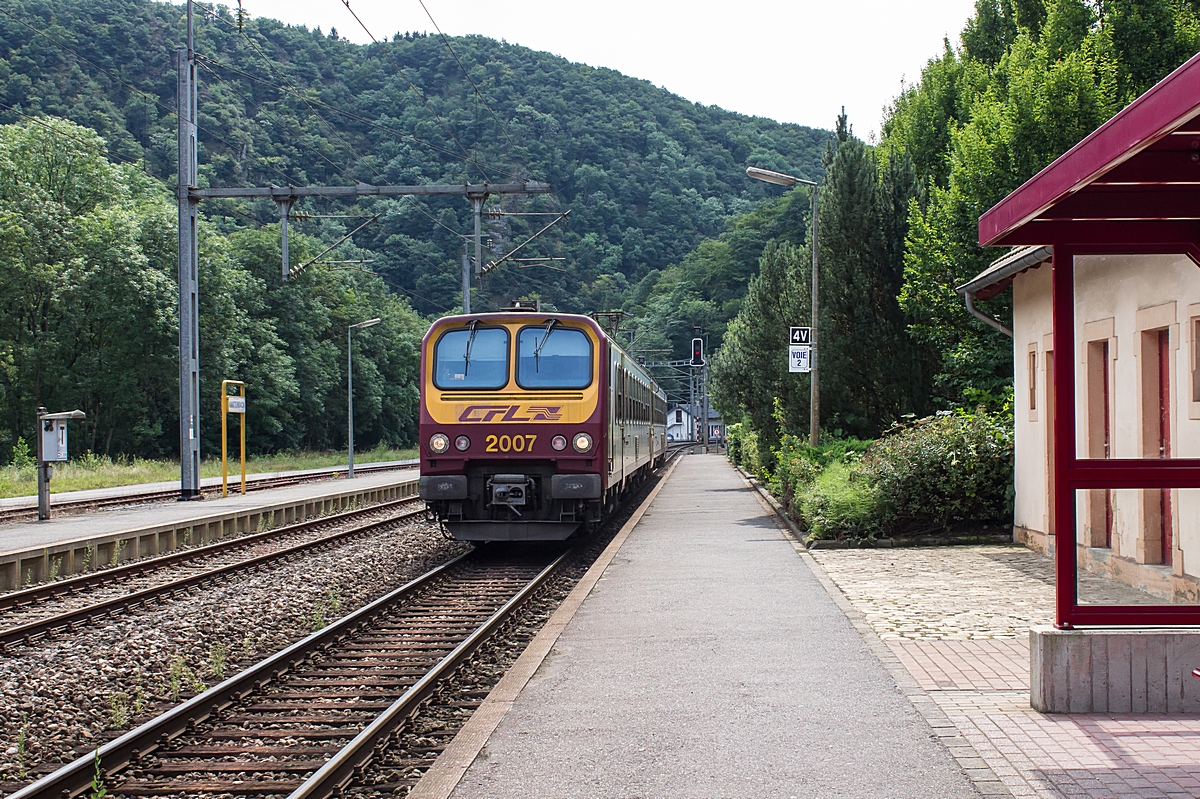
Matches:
[533,319,559,371]
[463,320,480,375]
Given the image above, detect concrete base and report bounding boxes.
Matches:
[1030,625,1200,713]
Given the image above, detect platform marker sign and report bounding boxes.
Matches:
[788,344,811,373]
[227,396,246,414]
[788,327,812,373]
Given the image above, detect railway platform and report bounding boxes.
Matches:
[0,466,418,589]
[419,453,983,799]
[0,458,417,515]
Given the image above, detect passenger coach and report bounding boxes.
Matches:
[418,309,666,541]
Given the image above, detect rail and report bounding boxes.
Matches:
[5,547,566,799]
[0,502,423,650]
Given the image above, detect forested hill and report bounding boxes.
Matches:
[0,0,828,316]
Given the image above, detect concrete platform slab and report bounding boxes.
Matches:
[442,454,981,799]
[0,469,417,589]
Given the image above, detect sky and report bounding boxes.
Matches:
[234,0,978,138]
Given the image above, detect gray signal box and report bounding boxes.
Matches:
[35,408,85,520]
[41,418,68,462]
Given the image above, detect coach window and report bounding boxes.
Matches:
[433,326,509,390]
[517,326,593,389]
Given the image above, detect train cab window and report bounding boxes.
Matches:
[433,326,509,390]
[517,326,593,389]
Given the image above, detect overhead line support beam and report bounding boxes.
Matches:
[188,182,551,199]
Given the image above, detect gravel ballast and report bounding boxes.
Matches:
[0,517,465,786]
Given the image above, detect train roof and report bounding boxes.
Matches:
[422,312,665,396]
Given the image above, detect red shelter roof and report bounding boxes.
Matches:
[978,50,1200,251]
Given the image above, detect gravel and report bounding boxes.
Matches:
[0,516,467,787]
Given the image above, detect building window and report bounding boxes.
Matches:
[1029,349,1037,411]
[675,409,682,423]
[1086,339,1112,548]
[1193,317,1200,403]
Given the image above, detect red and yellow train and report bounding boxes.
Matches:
[418,309,667,541]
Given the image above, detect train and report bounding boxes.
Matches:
[417,307,668,541]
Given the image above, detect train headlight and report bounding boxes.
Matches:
[454,435,471,452]
[429,433,450,454]
[572,432,593,453]
[551,435,568,451]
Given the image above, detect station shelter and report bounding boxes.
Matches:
[962,51,1200,628]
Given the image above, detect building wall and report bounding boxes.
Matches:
[1013,265,1053,545]
[1010,253,1200,600]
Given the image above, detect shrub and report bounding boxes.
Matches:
[772,434,821,517]
[725,422,762,477]
[799,461,882,541]
[859,410,1014,535]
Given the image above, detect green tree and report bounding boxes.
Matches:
[0,117,177,458]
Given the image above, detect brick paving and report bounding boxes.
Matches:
[811,545,1200,799]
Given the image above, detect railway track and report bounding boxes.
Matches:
[0,498,423,651]
[0,461,417,524]
[6,545,566,799]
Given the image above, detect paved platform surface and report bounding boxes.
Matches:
[814,546,1200,798]
[449,454,982,799]
[0,467,416,555]
[0,459,417,512]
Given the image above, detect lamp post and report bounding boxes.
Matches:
[347,317,381,477]
[746,166,820,448]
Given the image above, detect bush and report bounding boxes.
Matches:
[859,410,1013,535]
[799,461,882,541]
[726,422,762,477]
[772,435,820,516]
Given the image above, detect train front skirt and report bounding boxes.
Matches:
[445,520,582,542]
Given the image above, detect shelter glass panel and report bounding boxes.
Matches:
[1072,254,1190,463]
[1074,488,1200,607]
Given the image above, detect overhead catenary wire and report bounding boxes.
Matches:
[0,6,307,188]
[191,2,374,182]
[194,60,364,185]
[415,0,526,169]
[335,0,490,182]
[194,52,522,178]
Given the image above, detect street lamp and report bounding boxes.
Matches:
[347,317,381,477]
[746,166,821,448]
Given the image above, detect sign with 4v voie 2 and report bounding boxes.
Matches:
[788,327,812,373]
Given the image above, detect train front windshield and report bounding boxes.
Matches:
[517,326,592,388]
[434,327,509,389]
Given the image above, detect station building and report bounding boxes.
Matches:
[666,404,722,444]
[963,246,1199,601]
[961,51,1200,609]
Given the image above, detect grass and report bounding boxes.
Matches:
[0,444,417,499]
[799,461,882,542]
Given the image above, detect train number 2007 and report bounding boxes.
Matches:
[485,434,537,453]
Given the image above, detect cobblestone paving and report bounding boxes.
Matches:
[812,545,1200,799]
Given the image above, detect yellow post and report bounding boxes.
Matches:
[221,380,246,497]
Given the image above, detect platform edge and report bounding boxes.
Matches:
[407,455,682,799]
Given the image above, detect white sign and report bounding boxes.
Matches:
[227,396,246,414]
[788,344,812,373]
[789,326,811,345]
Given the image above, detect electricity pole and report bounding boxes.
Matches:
[172,0,549,498]
[746,166,821,447]
[177,3,201,499]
